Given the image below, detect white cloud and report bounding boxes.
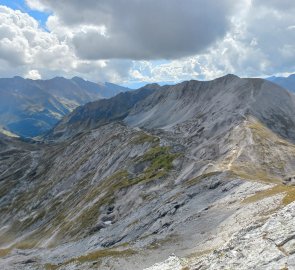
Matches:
[134,0,295,82]
[0,1,294,85]
[25,0,48,12]
[0,5,132,83]
[25,69,41,79]
[25,0,239,60]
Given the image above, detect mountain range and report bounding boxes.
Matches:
[0,76,129,138]
[267,74,295,92]
[1,74,295,269]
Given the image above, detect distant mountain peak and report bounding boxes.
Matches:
[217,73,240,81]
[0,76,130,138]
[13,76,24,80]
[267,73,295,93]
[71,76,86,82]
[141,83,162,90]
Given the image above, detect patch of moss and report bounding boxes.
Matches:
[0,248,12,257]
[282,187,295,205]
[248,120,275,140]
[132,133,159,145]
[230,167,281,184]
[185,171,222,187]
[133,146,179,183]
[44,264,58,270]
[47,248,137,269]
[52,146,179,242]
[242,184,295,206]
[69,248,136,263]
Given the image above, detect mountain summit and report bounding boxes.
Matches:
[2,75,295,269]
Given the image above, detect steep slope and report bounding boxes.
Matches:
[268,74,295,92]
[0,76,129,138]
[46,84,159,141]
[2,75,295,269]
[126,75,295,141]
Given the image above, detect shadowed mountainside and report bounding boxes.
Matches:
[0,76,129,138]
[268,73,295,93]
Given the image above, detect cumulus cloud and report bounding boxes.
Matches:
[25,69,42,79]
[194,0,295,79]
[0,1,295,84]
[133,0,295,82]
[0,5,132,82]
[0,6,69,69]
[26,0,238,60]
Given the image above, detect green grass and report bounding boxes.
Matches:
[134,146,179,182]
[46,248,137,269]
[132,132,159,145]
[0,248,12,258]
[185,171,222,187]
[242,184,295,206]
[229,166,281,184]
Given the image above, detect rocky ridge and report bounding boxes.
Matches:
[1,75,295,269]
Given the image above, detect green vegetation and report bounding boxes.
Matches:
[222,118,295,186]
[68,248,136,263]
[44,264,60,270]
[0,248,12,258]
[134,146,179,182]
[282,187,295,205]
[80,146,178,213]
[45,248,137,269]
[242,184,295,206]
[1,132,180,249]
[185,171,222,187]
[44,145,179,242]
[132,132,159,145]
[230,167,281,184]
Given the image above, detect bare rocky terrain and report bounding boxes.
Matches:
[1,75,295,269]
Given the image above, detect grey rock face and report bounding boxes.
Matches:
[190,201,295,270]
[46,85,156,141]
[1,75,295,269]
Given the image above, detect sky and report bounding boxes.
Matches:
[0,0,294,87]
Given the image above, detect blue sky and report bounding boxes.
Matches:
[0,0,49,28]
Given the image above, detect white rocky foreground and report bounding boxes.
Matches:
[144,255,185,270]
[145,200,295,270]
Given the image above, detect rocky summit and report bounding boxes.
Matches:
[1,75,295,269]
